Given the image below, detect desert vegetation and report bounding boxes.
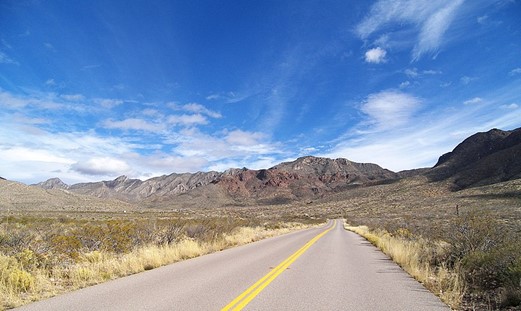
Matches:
[0,213,321,309]
[346,210,521,310]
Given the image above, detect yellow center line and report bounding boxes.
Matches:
[221,220,336,311]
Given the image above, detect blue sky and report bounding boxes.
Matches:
[1,0,520,184]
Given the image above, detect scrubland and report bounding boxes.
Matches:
[0,213,321,309]
[1,175,519,310]
[337,178,521,310]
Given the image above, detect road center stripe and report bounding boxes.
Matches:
[221,220,336,311]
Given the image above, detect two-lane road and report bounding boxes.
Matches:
[17,220,449,310]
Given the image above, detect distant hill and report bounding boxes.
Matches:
[428,128,521,189]
[0,179,132,212]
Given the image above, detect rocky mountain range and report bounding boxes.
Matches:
[23,127,521,206]
[33,157,398,205]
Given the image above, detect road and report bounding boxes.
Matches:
[16,220,449,310]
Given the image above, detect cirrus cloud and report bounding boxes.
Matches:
[356,0,465,60]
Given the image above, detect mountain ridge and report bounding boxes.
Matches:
[26,127,521,205]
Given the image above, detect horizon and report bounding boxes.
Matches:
[1,1,521,184]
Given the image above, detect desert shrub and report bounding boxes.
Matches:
[461,250,505,290]
[446,211,504,265]
[79,223,105,251]
[51,235,82,261]
[158,224,184,245]
[7,269,34,292]
[0,228,34,255]
[103,220,136,253]
[15,249,39,271]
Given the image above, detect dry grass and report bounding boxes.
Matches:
[345,222,464,309]
[0,215,320,310]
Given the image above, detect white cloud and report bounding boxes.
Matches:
[0,90,65,110]
[404,68,419,77]
[501,103,518,110]
[364,47,387,63]
[61,94,85,101]
[71,157,131,176]
[167,114,208,126]
[423,69,442,75]
[356,0,465,60]
[102,118,165,132]
[2,147,73,164]
[360,90,421,130]
[399,81,411,89]
[95,98,124,108]
[509,68,521,76]
[182,103,222,118]
[463,97,483,105]
[225,130,266,146]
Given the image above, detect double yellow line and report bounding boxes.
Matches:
[221,220,336,311]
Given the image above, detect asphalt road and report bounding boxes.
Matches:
[16,220,449,311]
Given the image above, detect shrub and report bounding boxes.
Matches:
[15,249,39,271]
[51,235,82,261]
[8,269,34,292]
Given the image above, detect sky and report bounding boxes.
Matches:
[1,0,520,184]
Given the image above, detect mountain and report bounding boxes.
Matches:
[26,127,521,206]
[428,128,521,189]
[68,172,221,202]
[33,177,69,190]
[34,156,398,205]
[215,157,398,204]
[0,178,132,212]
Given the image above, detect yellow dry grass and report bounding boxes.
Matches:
[344,222,464,309]
[0,222,314,310]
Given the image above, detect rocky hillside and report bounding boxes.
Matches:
[428,128,521,189]
[67,172,221,202]
[215,157,398,203]
[33,177,69,190]
[34,156,398,204]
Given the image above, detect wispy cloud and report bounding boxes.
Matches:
[356,0,465,60]
[0,51,18,65]
[463,97,483,105]
[360,90,422,130]
[364,47,387,63]
[167,114,208,126]
[0,89,286,183]
[172,102,222,118]
[61,94,85,101]
[460,75,478,85]
[102,118,165,132]
[94,98,124,108]
[501,103,518,110]
[509,68,521,76]
[206,91,252,103]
